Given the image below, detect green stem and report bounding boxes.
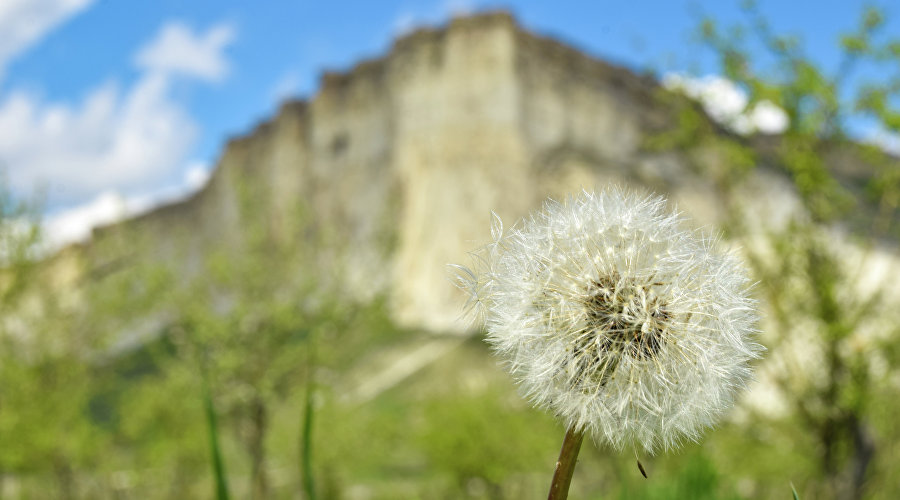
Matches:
[547,425,585,500]
[201,361,230,500]
[300,338,317,500]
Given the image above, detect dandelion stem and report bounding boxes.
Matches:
[547,425,584,500]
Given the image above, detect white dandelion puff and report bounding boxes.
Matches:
[455,189,761,454]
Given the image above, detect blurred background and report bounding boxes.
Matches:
[0,1,899,498]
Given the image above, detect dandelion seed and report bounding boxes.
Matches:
[455,188,761,455]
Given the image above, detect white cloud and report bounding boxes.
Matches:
[444,0,475,16]
[0,0,95,78]
[43,191,127,248]
[43,164,213,249]
[665,74,747,121]
[391,0,474,37]
[184,161,210,190]
[392,12,419,36]
[747,100,790,135]
[0,73,196,205]
[270,71,301,103]
[0,21,232,202]
[663,73,789,135]
[135,21,235,82]
[0,20,235,247]
[865,127,900,157]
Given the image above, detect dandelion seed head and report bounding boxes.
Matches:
[455,188,761,453]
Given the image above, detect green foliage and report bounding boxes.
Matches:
[692,2,900,228]
[0,347,104,474]
[418,389,558,490]
[648,4,900,499]
[115,359,208,494]
[615,454,740,500]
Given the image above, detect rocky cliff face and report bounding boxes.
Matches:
[65,12,897,335]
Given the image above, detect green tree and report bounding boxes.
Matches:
[653,3,900,499]
[0,184,110,498]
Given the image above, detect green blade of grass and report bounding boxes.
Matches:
[300,338,317,500]
[791,483,800,500]
[202,363,230,500]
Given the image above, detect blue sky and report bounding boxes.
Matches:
[0,0,896,245]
